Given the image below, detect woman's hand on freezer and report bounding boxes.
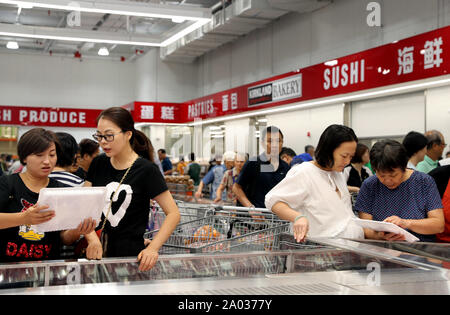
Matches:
[137,247,159,272]
[86,236,103,260]
[293,217,309,243]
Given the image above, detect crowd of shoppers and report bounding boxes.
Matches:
[1,115,449,271]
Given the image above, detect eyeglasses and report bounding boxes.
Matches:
[92,131,123,143]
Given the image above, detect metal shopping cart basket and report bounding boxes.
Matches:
[145,206,290,254]
[148,197,238,231]
[148,198,219,232]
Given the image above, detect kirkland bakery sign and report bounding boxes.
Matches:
[0,106,101,128]
[248,74,302,107]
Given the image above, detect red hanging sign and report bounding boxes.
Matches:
[2,25,450,127]
[0,106,102,128]
[178,25,450,123]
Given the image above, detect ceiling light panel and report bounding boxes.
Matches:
[0,0,211,21]
[0,0,212,49]
[0,22,163,46]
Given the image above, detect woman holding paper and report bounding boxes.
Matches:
[84,107,180,272]
[355,140,445,242]
[265,125,364,242]
[0,128,96,263]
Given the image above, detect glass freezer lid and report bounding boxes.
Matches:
[353,239,450,262]
[0,237,445,291]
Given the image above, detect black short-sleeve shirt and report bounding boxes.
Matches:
[0,174,66,263]
[429,165,450,198]
[86,154,168,257]
[236,154,290,208]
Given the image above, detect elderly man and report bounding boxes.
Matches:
[416,130,446,174]
[214,152,246,204]
[195,151,235,200]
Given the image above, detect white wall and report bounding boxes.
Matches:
[0,53,136,144]
[17,126,96,145]
[134,48,199,102]
[426,85,450,145]
[0,53,135,109]
[190,0,450,156]
[351,92,426,139]
[196,0,450,96]
[265,103,345,156]
[224,118,250,154]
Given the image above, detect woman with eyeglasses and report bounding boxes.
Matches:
[84,107,180,271]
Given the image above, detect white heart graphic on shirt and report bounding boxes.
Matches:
[103,182,133,227]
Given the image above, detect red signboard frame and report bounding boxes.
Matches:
[0,106,102,128]
[2,25,450,127]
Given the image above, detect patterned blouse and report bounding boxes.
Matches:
[220,167,240,204]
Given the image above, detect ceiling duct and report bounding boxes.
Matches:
[267,0,332,13]
[160,0,289,63]
[160,0,332,63]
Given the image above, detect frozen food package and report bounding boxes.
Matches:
[352,218,420,242]
[30,187,108,233]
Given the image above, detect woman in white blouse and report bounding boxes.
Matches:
[265,125,364,242]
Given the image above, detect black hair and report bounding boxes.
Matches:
[425,130,444,150]
[261,126,284,141]
[305,145,314,153]
[189,152,195,161]
[17,128,60,165]
[79,138,100,157]
[55,132,79,168]
[370,140,408,172]
[158,149,166,154]
[315,124,358,169]
[280,147,296,158]
[97,107,154,162]
[402,131,428,158]
[351,143,369,164]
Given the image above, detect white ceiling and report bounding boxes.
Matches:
[0,0,332,62]
[0,0,218,61]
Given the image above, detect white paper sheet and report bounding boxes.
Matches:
[30,187,108,233]
[352,218,420,243]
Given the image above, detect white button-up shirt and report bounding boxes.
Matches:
[265,162,364,239]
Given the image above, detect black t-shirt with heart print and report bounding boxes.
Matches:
[0,174,66,263]
[87,154,168,257]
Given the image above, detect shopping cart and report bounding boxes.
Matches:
[145,206,290,254]
[148,198,218,232]
[148,196,241,231]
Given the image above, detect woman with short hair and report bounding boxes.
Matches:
[265,124,364,242]
[0,128,95,263]
[402,131,428,170]
[48,132,84,187]
[344,143,373,193]
[355,140,445,242]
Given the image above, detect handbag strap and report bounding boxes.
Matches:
[100,158,138,232]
